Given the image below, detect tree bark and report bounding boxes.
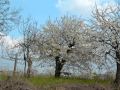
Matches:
[13,54,18,77]
[27,57,32,78]
[114,51,120,88]
[26,45,32,78]
[24,52,27,76]
[55,56,66,78]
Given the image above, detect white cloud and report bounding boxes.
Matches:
[56,0,117,17]
[0,36,19,49]
[56,0,97,15]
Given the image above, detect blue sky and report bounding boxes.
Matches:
[6,0,119,43]
[11,0,59,24]
[10,0,118,24]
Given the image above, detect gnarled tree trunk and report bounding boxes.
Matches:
[55,56,66,78]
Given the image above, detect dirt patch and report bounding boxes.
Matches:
[0,80,113,90]
[48,84,112,90]
[0,79,37,90]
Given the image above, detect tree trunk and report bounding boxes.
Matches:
[27,57,32,78]
[13,54,18,77]
[55,56,66,78]
[114,51,120,88]
[24,53,27,76]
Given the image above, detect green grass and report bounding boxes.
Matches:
[0,74,8,80]
[0,76,2,80]
[0,74,112,88]
[27,76,112,87]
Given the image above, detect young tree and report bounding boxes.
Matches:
[0,38,21,77]
[5,47,21,77]
[19,19,38,77]
[0,0,20,68]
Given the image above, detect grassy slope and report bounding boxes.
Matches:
[27,76,112,87]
